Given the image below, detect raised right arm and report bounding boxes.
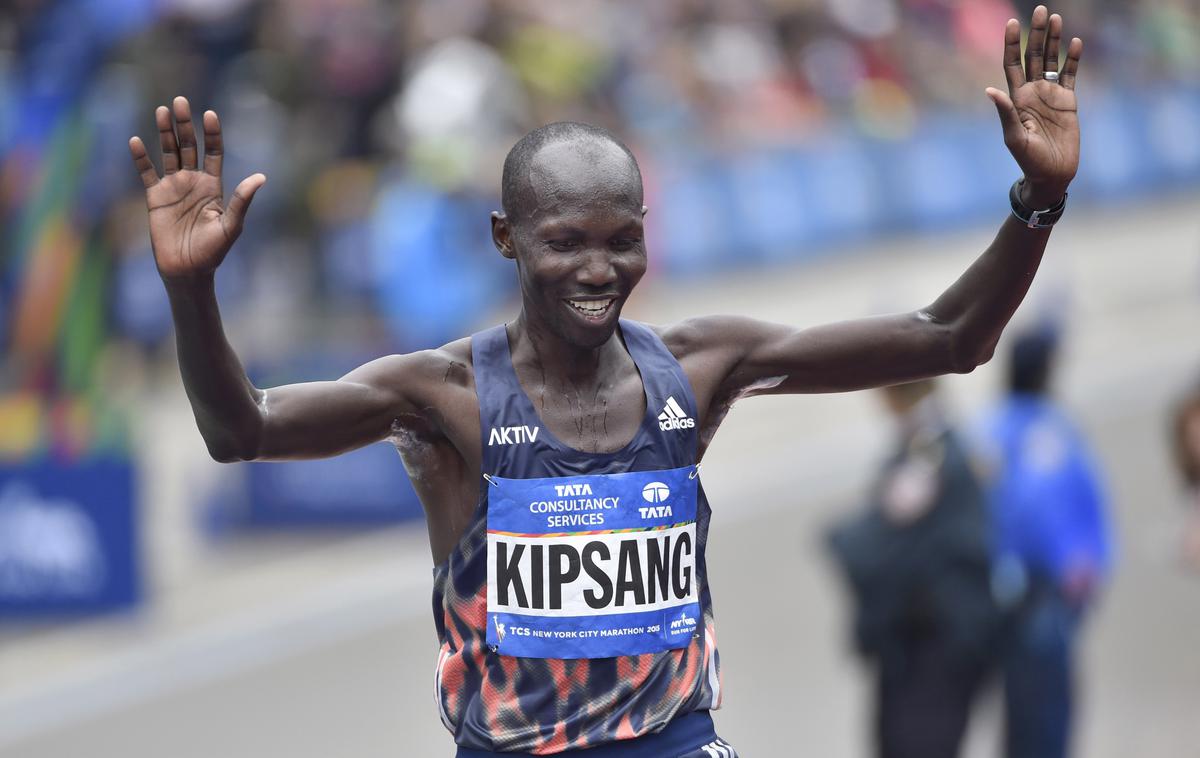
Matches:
[163,275,417,461]
[131,96,417,462]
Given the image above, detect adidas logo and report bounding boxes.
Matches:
[657,396,696,432]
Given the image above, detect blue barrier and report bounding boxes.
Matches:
[0,458,140,615]
[650,87,1200,275]
[240,442,425,527]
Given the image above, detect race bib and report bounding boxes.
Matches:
[486,466,701,659]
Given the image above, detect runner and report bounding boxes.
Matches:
[127,7,1081,756]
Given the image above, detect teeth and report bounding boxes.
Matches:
[567,298,614,316]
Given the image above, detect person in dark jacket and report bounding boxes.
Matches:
[829,378,999,758]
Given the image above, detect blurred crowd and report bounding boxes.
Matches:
[2,0,1199,460]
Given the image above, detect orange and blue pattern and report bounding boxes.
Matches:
[432,511,721,754]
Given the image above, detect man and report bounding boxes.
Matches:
[828,379,998,758]
[128,7,1082,757]
[978,328,1113,758]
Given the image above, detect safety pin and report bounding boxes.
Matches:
[688,464,702,480]
[483,473,499,487]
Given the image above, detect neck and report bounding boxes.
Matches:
[508,309,626,386]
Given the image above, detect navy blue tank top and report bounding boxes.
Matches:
[431,320,723,754]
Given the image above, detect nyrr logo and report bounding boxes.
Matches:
[670,609,697,630]
[488,425,540,446]
[657,396,695,432]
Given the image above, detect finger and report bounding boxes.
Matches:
[202,110,223,178]
[156,105,180,174]
[1024,5,1049,80]
[128,136,160,189]
[986,87,1025,148]
[1059,37,1083,90]
[1002,18,1024,91]
[173,96,199,171]
[222,173,267,240]
[1044,13,1062,77]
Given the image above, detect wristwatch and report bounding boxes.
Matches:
[1009,178,1067,228]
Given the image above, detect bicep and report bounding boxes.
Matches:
[708,312,957,397]
[253,355,418,460]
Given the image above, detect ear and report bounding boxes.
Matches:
[491,211,516,260]
[641,205,648,217]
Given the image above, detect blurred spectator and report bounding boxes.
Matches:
[975,327,1114,758]
[1170,378,1200,570]
[827,379,998,758]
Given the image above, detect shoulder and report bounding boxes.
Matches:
[649,315,759,361]
[343,336,475,397]
[423,336,475,387]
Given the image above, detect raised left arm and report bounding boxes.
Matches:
[679,6,1082,403]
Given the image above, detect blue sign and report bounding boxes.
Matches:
[485,465,701,659]
[243,441,425,526]
[0,458,140,615]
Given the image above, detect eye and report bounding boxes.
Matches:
[610,237,641,251]
[545,240,579,252]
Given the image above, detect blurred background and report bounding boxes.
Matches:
[1,0,1198,756]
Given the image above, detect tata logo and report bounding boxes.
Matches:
[642,482,670,503]
[639,505,673,519]
[488,425,540,446]
[555,483,593,497]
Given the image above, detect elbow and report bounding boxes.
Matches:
[206,444,247,464]
[200,423,262,464]
[948,334,997,374]
[204,437,256,464]
[936,317,996,374]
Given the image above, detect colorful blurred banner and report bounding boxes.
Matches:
[1,0,150,461]
[1,109,129,460]
[0,1,151,617]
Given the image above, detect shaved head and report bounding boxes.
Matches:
[489,121,649,349]
[501,122,643,225]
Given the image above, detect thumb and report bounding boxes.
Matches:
[985,87,1024,148]
[222,173,266,239]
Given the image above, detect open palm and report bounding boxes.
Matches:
[129,97,265,280]
[986,6,1083,201]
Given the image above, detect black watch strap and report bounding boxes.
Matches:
[1009,179,1067,228]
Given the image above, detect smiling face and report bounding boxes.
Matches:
[493,136,647,349]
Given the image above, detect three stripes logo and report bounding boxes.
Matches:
[657,396,696,432]
[699,738,739,757]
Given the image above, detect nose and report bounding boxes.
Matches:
[576,248,617,289]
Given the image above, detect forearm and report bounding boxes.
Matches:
[164,274,264,461]
[923,182,1064,371]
